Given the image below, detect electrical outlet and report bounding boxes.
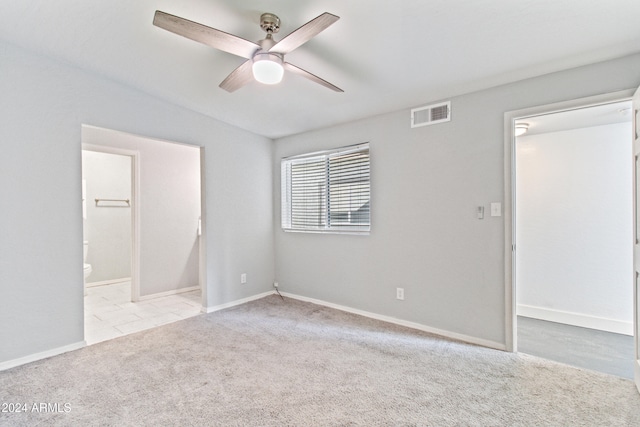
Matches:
[273,282,279,288]
[241,273,247,284]
[396,287,404,300]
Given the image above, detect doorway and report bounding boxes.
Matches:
[505,92,635,378]
[81,125,205,345]
[82,149,133,297]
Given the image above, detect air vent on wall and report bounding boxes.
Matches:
[411,101,451,128]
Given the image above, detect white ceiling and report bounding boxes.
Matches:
[1,0,639,139]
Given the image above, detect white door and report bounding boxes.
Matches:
[633,85,640,393]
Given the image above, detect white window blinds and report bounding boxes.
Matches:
[281,143,370,234]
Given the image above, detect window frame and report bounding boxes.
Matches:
[281,142,371,235]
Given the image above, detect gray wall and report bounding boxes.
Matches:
[83,127,202,296]
[273,54,640,347]
[0,40,274,364]
[82,150,132,283]
[2,34,639,365]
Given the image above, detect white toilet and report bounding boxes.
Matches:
[83,241,92,295]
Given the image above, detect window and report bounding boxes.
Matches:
[281,143,370,234]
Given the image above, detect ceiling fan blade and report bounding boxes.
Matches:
[284,62,343,92]
[153,11,260,59]
[269,12,339,55]
[219,59,254,92]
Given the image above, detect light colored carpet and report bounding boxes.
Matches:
[1,295,639,426]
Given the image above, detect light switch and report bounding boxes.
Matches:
[491,202,501,217]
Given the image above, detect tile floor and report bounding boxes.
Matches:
[84,281,202,345]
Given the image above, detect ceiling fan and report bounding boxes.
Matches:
[153,10,343,93]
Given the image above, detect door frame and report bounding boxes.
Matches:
[632,86,640,392]
[81,143,141,301]
[503,89,635,352]
[198,146,208,312]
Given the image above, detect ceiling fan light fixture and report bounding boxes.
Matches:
[515,123,529,136]
[153,10,342,92]
[252,53,284,85]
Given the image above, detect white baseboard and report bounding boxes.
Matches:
[202,291,276,314]
[86,277,131,288]
[517,304,633,336]
[0,341,86,372]
[138,285,200,301]
[281,292,506,351]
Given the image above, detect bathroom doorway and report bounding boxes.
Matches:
[82,149,133,296]
[81,125,204,344]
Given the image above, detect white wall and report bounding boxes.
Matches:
[273,53,640,348]
[515,123,633,334]
[82,150,132,283]
[0,40,274,365]
[83,126,202,296]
